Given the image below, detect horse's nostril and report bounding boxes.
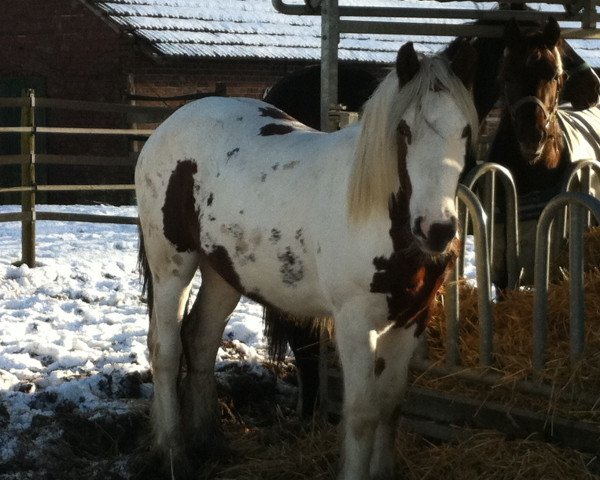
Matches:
[413,216,426,239]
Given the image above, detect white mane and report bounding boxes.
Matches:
[347,53,478,223]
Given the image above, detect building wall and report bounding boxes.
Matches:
[130,57,309,102]
[0,0,130,102]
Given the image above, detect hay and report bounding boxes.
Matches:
[556,226,600,274]
[399,429,599,480]
[198,419,339,480]
[422,266,600,422]
[196,419,599,479]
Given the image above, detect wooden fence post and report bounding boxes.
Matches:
[20,89,36,267]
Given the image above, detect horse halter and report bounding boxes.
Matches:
[505,86,559,131]
[504,75,562,132]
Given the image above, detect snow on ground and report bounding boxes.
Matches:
[0,204,477,463]
[0,205,271,461]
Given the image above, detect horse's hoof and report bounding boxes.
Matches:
[184,429,235,467]
[370,463,401,480]
[129,444,195,480]
[371,474,401,480]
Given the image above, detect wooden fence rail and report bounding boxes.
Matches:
[0,89,226,266]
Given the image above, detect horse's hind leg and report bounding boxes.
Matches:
[145,246,199,477]
[288,322,321,416]
[264,308,322,417]
[180,260,241,462]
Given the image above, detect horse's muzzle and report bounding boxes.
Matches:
[519,142,543,165]
[413,216,458,255]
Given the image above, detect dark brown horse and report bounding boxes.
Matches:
[470,5,599,121]
[488,17,600,284]
[490,17,600,198]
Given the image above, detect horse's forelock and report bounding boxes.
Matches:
[503,33,563,80]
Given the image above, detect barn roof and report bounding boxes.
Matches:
[83,0,600,67]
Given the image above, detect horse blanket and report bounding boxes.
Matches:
[558,106,600,162]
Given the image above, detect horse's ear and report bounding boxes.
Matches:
[446,38,478,89]
[504,17,522,49]
[542,17,561,48]
[396,42,420,87]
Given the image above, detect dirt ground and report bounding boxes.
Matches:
[1,362,598,480]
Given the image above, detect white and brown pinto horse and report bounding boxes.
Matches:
[135,40,478,480]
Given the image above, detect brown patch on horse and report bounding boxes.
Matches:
[396,120,412,195]
[370,126,457,336]
[203,245,246,294]
[370,193,458,336]
[277,247,304,286]
[259,106,296,122]
[260,124,295,136]
[162,159,200,253]
[226,147,240,159]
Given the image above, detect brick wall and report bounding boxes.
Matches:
[0,0,131,102]
[130,57,387,104]
[130,57,313,105]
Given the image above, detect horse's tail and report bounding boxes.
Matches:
[263,307,293,362]
[263,308,334,361]
[137,226,154,320]
[263,308,334,416]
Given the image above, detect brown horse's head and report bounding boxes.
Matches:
[501,17,565,166]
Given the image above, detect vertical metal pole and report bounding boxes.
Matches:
[569,202,585,363]
[504,177,520,290]
[444,264,460,367]
[458,201,468,278]
[487,170,495,259]
[20,89,36,267]
[320,0,339,132]
[531,193,599,372]
[582,0,596,29]
[533,220,551,372]
[582,166,592,227]
[457,186,493,367]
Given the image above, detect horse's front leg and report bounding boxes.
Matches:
[369,324,419,480]
[334,297,384,480]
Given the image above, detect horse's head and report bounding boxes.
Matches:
[501,17,565,164]
[396,40,478,254]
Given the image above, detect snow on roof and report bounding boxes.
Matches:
[88,0,600,67]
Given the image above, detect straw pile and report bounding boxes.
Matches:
[555,225,600,273]
[196,418,599,479]
[422,227,600,422]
